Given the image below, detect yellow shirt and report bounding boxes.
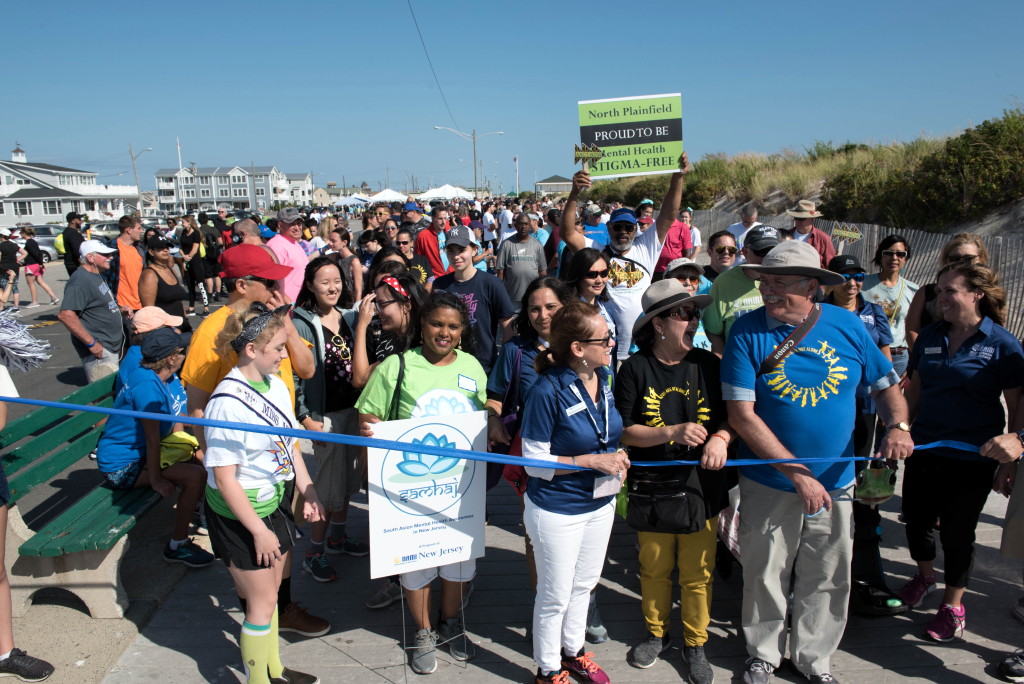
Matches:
[181,305,303,406]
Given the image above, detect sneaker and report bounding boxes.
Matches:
[25,303,40,309]
[627,633,671,669]
[49,299,59,306]
[325,534,369,556]
[163,539,214,568]
[561,649,610,684]
[849,580,908,617]
[742,658,775,684]
[437,616,475,661]
[898,574,937,608]
[191,507,208,536]
[365,579,403,609]
[683,645,714,684]
[270,667,320,684]
[1013,597,1024,624]
[585,594,608,644]
[998,650,1024,683]
[302,551,337,583]
[410,628,437,674]
[535,669,571,684]
[278,602,330,637]
[804,674,838,684]
[0,648,55,682]
[926,603,966,642]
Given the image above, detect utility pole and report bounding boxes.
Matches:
[129,143,151,217]
[434,126,503,200]
[515,156,520,197]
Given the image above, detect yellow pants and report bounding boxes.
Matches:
[637,515,718,646]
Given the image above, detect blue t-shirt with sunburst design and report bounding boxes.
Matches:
[721,305,895,492]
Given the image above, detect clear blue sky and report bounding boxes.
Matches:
[3,0,1022,195]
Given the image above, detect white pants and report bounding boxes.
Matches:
[524,494,614,673]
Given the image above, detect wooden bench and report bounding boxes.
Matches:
[0,375,163,618]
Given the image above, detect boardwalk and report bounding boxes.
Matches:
[100,467,1020,683]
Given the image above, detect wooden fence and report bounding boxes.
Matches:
[690,209,1024,338]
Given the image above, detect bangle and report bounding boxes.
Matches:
[710,432,729,446]
[86,340,97,348]
[571,456,577,468]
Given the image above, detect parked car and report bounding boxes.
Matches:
[8,225,61,263]
[86,221,120,243]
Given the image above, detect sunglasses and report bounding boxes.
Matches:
[243,276,275,288]
[713,245,738,255]
[610,222,636,233]
[579,335,614,347]
[669,306,701,322]
[839,272,866,283]
[674,274,700,284]
[585,268,610,279]
[375,212,389,217]
[882,249,908,259]
[395,240,411,246]
[948,253,978,263]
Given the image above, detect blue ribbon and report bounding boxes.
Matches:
[0,395,987,470]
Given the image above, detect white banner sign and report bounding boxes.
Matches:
[367,412,487,579]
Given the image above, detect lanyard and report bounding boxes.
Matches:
[570,380,609,451]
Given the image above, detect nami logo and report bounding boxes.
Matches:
[381,422,477,516]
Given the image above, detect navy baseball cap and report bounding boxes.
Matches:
[403,202,419,212]
[446,224,478,248]
[608,208,638,225]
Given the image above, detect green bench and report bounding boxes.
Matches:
[1,375,163,618]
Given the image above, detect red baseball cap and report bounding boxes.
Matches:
[218,244,292,280]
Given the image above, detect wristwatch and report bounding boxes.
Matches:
[887,422,911,432]
[1017,430,1024,452]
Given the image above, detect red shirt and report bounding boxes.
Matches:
[414,228,450,279]
[655,220,694,273]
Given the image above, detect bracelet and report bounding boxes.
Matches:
[571,456,577,468]
[710,433,729,446]
[86,340,97,348]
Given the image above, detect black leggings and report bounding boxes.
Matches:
[902,453,996,588]
[185,258,208,308]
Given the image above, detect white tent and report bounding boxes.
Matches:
[369,188,407,203]
[418,184,473,201]
[333,195,368,207]
[351,193,371,202]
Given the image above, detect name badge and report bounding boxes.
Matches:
[566,402,587,417]
[256,485,277,503]
[924,347,942,355]
[457,374,477,393]
[593,473,622,498]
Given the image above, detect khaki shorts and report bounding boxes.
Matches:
[1001,460,1024,560]
[312,408,363,511]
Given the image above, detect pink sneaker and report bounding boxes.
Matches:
[898,573,937,607]
[561,650,610,684]
[926,603,966,642]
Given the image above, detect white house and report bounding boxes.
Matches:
[286,173,313,205]
[0,146,138,228]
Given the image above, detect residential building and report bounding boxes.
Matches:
[534,174,572,196]
[152,165,291,214]
[286,173,313,205]
[0,146,138,228]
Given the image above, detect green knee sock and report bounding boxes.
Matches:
[268,606,283,679]
[240,620,272,684]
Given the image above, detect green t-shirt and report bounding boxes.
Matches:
[355,347,488,420]
[702,266,762,340]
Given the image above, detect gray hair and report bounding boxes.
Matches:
[740,204,758,220]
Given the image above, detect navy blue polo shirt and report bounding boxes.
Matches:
[520,365,623,514]
[909,317,1024,462]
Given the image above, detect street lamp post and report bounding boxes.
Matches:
[129,144,152,216]
[434,126,503,199]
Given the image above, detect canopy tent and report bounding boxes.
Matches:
[333,195,368,206]
[417,184,474,201]
[351,193,371,202]
[369,188,407,203]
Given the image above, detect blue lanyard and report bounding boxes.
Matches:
[570,380,609,452]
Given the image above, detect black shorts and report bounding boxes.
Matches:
[205,496,295,571]
[0,466,10,507]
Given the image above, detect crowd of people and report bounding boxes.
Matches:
[25,154,1024,684]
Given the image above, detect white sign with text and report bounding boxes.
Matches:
[367,412,487,579]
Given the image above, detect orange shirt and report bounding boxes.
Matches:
[116,241,143,311]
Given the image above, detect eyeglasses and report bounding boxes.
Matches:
[585,268,609,279]
[882,249,908,259]
[758,277,809,292]
[375,212,389,217]
[579,335,614,347]
[374,298,398,310]
[948,253,978,263]
[713,245,738,255]
[674,274,701,284]
[395,240,411,246]
[243,276,275,288]
[839,272,866,283]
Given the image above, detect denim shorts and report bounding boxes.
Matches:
[104,461,143,489]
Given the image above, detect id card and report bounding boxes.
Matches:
[593,473,623,498]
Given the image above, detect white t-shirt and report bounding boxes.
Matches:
[482,211,497,241]
[604,226,664,360]
[793,230,811,243]
[690,226,701,247]
[726,220,760,265]
[497,208,514,233]
[204,368,298,490]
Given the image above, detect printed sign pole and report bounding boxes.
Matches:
[367,412,487,579]
[577,93,683,179]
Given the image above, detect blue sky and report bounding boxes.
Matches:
[3,0,1022,195]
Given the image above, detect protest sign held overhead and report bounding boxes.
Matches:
[578,93,683,179]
